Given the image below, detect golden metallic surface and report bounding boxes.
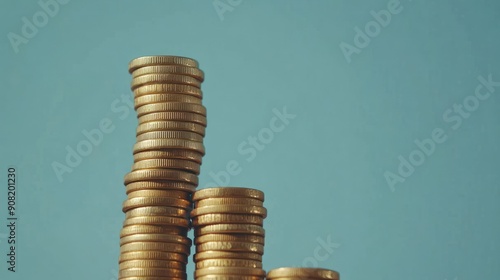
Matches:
[125,181,197,194]
[194,234,264,245]
[122,216,190,227]
[125,206,189,219]
[133,150,203,164]
[120,242,190,255]
[195,241,264,254]
[131,74,201,90]
[195,198,263,208]
[195,259,262,269]
[128,189,191,199]
[138,112,207,126]
[131,159,201,174]
[122,197,191,212]
[191,205,267,218]
[119,250,188,263]
[124,169,199,185]
[129,56,199,73]
[119,259,186,270]
[193,251,262,262]
[119,267,187,278]
[133,84,202,99]
[194,224,265,236]
[266,268,340,280]
[136,102,206,117]
[133,139,205,154]
[193,187,264,201]
[196,276,264,280]
[120,225,187,237]
[195,267,266,277]
[135,93,202,109]
[132,65,204,81]
[136,121,206,136]
[192,214,264,226]
[136,131,203,142]
[120,233,192,246]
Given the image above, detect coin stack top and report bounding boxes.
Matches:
[192,187,267,280]
[267,267,340,280]
[118,55,207,280]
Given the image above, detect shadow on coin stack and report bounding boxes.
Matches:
[191,187,267,280]
[118,56,206,280]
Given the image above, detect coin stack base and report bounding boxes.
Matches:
[118,55,207,280]
[192,187,267,280]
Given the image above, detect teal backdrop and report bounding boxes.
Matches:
[1,0,499,279]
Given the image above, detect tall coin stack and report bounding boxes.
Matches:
[118,56,207,280]
[267,267,340,280]
[192,187,267,280]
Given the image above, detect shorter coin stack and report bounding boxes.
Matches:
[267,267,340,280]
[118,56,207,280]
[192,187,267,280]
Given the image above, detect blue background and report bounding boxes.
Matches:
[1,0,499,279]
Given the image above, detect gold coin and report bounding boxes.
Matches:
[194,224,265,236]
[266,268,340,280]
[194,234,264,245]
[133,139,205,155]
[196,241,264,254]
[128,189,191,199]
[123,169,199,185]
[131,158,201,174]
[136,102,206,117]
[137,120,206,136]
[136,130,203,142]
[191,205,267,218]
[192,214,264,226]
[122,216,190,227]
[119,267,187,278]
[196,276,264,280]
[131,74,201,90]
[133,150,203,164]
[120,233,192,246]
[195,198,263,208]
[120,242,190,255]
[194,251,262,262]
[119,259,186,270]
[125,206,189,219]
[195,267,266,277]
[193,187,264,201]
[125,181,196,194]
[138,112,207,126]
[122,197,191,212]
[120,225,187,237]
[119,250,187,263]
[133,84,202,99]
[132,65,204,81]
[196,241,264,255]
[196,259,262,269]
[135,93,202,109]
[129,56,199,73]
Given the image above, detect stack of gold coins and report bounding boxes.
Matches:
[191,187,267,280]
[118,55,206,280]
[267,267,340,280]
